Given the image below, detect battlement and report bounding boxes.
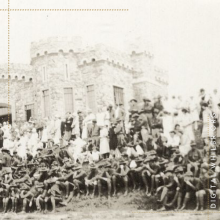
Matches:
[0,63,33,82]
[30,36,83,59]
[78,44,134,70]
[154,66,169,85]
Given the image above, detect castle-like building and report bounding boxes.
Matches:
[0,37,169,123]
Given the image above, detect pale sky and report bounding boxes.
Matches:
[0,0,220,98]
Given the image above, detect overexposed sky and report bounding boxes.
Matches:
[0,0,220,97]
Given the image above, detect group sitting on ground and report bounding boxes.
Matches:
[0,88,220,213]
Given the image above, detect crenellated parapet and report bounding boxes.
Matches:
[77,44,133,71]
[30,36,83,59]
[154,67,169,85]
[0,63,33,82]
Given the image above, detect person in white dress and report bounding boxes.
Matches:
[29,128,39,156]
[99,125,110,158]
[201,103,214,139]
[17,132,28,160]
[41,123,48,148]
[188,96,200,130]
[96,107,105,127]
[180,108,195,142]
[71,112,80,138]
[82,109,95,140]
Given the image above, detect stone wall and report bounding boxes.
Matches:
[31,51,85,120]
[79,60,134,112]
[133,80,168,103]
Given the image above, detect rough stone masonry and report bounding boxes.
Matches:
[0,37,169,123]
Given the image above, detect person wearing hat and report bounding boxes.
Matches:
[141,96,153,120]
[107,104,115,123]
[8,182,19,213]
[129,98,138,114]
[131,113,142,134]
[87,119,100,147]
[85,163,100,198]
[141,155,160,197]
[157,166,177,211]
[172,148,185,166]
[1,147,12,170]
[148,108,163,139]
[20,184,37,213]
[128,157,144,191]
[153,95,164,112]
[77,110,84,138]
[165,131,180,158]
[115,103,125,123]
[96,162,113,198]
[179,170,200,211]
[11,149,22,167]
[57,144,73,165]
[186,141,202,177]
[35,182,47,213]
[114,118,126,149]
[166,166,185,210]
[112,159,130,196]
[63,112,73,141]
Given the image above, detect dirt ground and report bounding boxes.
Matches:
[0,210,219,220]
[1,191,219,220]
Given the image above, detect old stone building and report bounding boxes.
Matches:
[0,37,169,123]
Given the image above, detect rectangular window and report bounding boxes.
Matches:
[42,66,47,82]
[43,90,50,117]
[64,64,70,80]
[113,86,124,106]
[64,88,74,113]
[25,104,34,121]
[87,85,96,113]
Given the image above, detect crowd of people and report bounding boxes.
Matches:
[0,88,220,213]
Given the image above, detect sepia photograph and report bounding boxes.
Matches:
[0,0,220,219]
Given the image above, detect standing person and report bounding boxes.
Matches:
[77,110,84,138]
[99,125,110,158]
[114,119,125,150]
[108,104,115,123]
[181,108,195,142]
[109,122,118,152]
[188,96,200,130]
[198,89,209,120]
[54,115,62,144]
[0,123,4,148]
[60,117,66,138]
[41,122,48,148]
[82,109,95,140]
[212,89,220,110]
[115,103,125,121]
[96,107,105,127]
[129,99,138,114]
[64,112,73,141]
[71,112,80,140]
[104,106,111,128]
[154,95,164,112]
[201,103,214,139]
[142,97,153,120]
[88,119,100,147]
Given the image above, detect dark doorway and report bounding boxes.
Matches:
[0,114,12,125]
[26,109,32,121]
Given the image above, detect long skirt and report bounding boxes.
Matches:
[100,137,110,155]
[64,131,72,141]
